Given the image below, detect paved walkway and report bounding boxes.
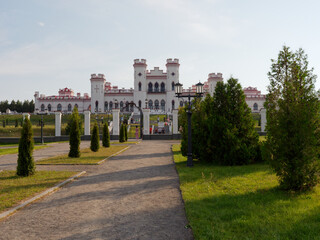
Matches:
[0,140,193,240]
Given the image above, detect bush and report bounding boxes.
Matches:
[102,123,110,147]
[15,119,18,127]
[17,117,35,176]
[90,122,100,152]
[2,120,5,128]
[119,123,125,143]
[68,107,81,158]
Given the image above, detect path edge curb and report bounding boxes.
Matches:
[97,146,130,165]
[0,171,86,221]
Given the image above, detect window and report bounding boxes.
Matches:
[47,104,51,112]
[68,104,72,112]
[253,103,258,111]
[172,100,175,110]
[172,81,175,91]
[161,82,165,92]
[95,101,99,112]
[109,101,113,110]
[114,100,118,109]
[148,82,153,92]
[161,100,165,111]
[139,100,141,108]
[138,82,142,91]
[41,104,45,111]
[154,82,159,92]
[148,100,153,109]
[57,104,62,111]
[105,102,108,111]
[155,100,159,109]
[120,101,124,111]
[180,101,183,107]
[130,102,134,112]
[126,101,129,112]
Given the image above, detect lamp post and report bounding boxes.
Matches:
[174,81,204,167]
[37,109,48,144]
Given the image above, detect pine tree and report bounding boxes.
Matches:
[124,124,128,141]
[119,123,125,142]
[102,122,110,147]
[265,46,320,191]
[90,122,100,152]
[17,117,35,176]
[68,107,81,158]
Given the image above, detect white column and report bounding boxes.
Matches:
[112,109,120,136]
[22,113,30,120]
[172,109,179,134]
[142,108,150,135]
[84,111,91,135]
[260,108,267,132]
[55,112,62,137]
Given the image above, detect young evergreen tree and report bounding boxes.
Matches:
[68,107,81,158]
[102,122,110,147]
[17,117,35,176]
[90,122,100,152]
[124,124,128,141]
[119,123,124,142]
[265,46,320,191]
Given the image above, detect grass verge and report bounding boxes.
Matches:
[36,145,128,165]
[0,170,77,212]
[0,145,49,156]
[172,144,320,240]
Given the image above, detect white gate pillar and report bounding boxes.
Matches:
[84,111,91,135]
[172,109,179,135]
[22,113,30,120]
[260,108,267,132]
[55,112,62,137]
[112,109,120,136]
[143,108,150,135]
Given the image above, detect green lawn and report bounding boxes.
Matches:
[36,145,128,165]
[0,170,77,212]
[0,145,49,156]
[172,144,320,240]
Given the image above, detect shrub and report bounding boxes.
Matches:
[102,123,110,147]
[17,117,35,176]
[90,122,100,152]
[119,123,125,143]
[15,119,18,127]
[2,120,5,128]
[68,107,81,158]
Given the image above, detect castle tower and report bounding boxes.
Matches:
[90,73,106,113]
[133,59,147,110]
[208,73,223,96]
[166,58,180,111]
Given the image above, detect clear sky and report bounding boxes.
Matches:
[1,0,320,101]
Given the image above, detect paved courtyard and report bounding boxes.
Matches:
[0,140,193,240]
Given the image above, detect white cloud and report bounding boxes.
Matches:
[37,22,45,27]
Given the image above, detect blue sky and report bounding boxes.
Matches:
[1,0,320,101]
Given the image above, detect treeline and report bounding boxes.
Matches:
[0,100,34,113]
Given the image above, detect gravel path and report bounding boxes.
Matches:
[0,140,193,240]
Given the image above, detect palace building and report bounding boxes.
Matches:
[34,58,265,114]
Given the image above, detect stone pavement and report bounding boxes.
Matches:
[0,140,193,240]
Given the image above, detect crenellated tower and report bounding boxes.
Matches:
[208,73,223,96]
[133,59,147,109]
[90,73,106,113]
[166,58,180,110]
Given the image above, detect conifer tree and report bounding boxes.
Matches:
[90,122,100,152]
[102,122,110,147]
[124,124,128,141]
[265,46,320,191]
[68,107,81,158]
[119,123,125,143]
[17,117,35,176]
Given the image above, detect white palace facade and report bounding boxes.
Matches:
[34,58,266,114]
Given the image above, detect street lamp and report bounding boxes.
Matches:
[174,81,204,167]
[37,109,48,144]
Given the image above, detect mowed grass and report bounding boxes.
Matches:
[172,144,320,240]
[0,145,49,156]
[0,170,77,212]
[36,145,128,165]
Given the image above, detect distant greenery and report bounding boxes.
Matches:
[172,144,320,240]
[0,99,34,113]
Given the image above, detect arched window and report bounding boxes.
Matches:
[41,104,45,111]
[138,82,142,91]
[95,101,99,112]
[74,104,78,110]
[172,81,175,91]
[148,100,153,109]
[161,100,165,111]
[253,103,258,111]
[109,101,113,110]
[120,101,124,112]
[105,102,108,111]
[57,104,62,111]
[138,100,142,108]
[155,100,159,110]
[126,101,129,112]
[148,82,153,92]
[161,82,165,92]
[154,82,159,92]
[114,100,118,109]
[172,100,175,110]
[47,104,51,112]
[68,104,72,112]
[180,101,183,107]
[130,102,134,112]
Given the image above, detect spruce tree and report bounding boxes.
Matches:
[17,117,35,176]
[119,123,125,142]
[124,124,128,141]
[68,107,81,158]
[90,122,100,152]
[102,122,110,147]
[265,46,320,191]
